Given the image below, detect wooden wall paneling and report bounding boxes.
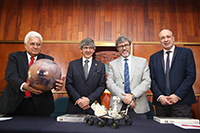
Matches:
[120,0,128,37]
[0,0,7,40]
[185,0,195,42]
[66,0,73,40]
[126,0,133,41]
[131,0,137,42]
[168,0,177,37]
[104,0,111,41]
[77,0,84,40]
[184,45,200,94]
[88,0,95,40]
[191,97,200,119]
[0,44,26,91]
[3,0,18,40]
[153,0,160,42]
[72,0,79,41]
[30,0,41,35]
[94,0,100,41]
[144,0,149,41]
[175,0,187,42]
[136,0,144,41]
[162,0,170,34]
[191,0,200,42]
[99,1,105,41]
[110,0,116,41]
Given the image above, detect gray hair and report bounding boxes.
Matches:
[115,35,132,47]
[24,31,43,44]
[79,38,96,50]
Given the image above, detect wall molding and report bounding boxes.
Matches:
[0,40,200,46]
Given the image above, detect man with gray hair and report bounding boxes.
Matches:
[107,35,151,119]
[0,31,65,116]
[65,37,105,114]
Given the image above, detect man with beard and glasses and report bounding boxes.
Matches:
[149,29,196,117]
[65,38,106,115]
[106,35,151,119]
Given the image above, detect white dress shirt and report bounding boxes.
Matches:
[82,56,92,73]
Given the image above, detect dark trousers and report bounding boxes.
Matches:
[13,97,38,116]
[155,104,192,117]
[121,103,147,119]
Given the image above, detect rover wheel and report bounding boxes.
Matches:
[96,119,105,127]
[125,118,132,126]
[86,118,94,126]
[111,120,119,129]
[102,118,108,123]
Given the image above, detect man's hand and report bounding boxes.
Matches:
[76,97,90,110]
[129,100,136,109]
[168,94,180,104]
[121,93,133,105]
[23,83,43,95]
[158,95,173,106]
[54,76,66,91]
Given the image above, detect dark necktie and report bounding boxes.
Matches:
[25,57,34,98]
[84,60,89,78]
[124,58,131,93]
[165,51,171,95]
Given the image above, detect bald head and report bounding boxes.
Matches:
[159,29,175,50]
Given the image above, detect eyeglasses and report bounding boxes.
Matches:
[82,46,94,50]
[29,43,41,47]
[117,44,130,49]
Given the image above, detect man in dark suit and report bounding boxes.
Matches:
[149,29,196,117]
[0,31,65,116]
[65,38,105,115]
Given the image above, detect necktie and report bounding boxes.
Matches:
[124,58,131,93]
[25,57,34,98]
[165,51,171,95]
[84,60,89,78]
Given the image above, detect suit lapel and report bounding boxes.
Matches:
[160,50,164,70]
[117,56,124,80]
[23,51,30,77]
[171,46,178,68]
[130,55,136,82]
[76,58,86,80]
[87,59,97,80]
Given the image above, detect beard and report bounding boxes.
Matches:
[121,49,130,58]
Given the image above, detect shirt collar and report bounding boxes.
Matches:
[26,52,37,61]
[121,55,131,61]
[82,56,93,63]
[163,45,175,54]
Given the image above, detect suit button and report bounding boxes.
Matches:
[123,82,124,84]
[85,84,88,86]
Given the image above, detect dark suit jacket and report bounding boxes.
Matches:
[149,46,196,106]
[0,51,55,116]
[65,58,106,114]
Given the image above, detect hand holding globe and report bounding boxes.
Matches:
[28,59,62,91]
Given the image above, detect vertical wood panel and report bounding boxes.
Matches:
[0,0,200,118]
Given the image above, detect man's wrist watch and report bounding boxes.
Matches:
[132,95,137,102]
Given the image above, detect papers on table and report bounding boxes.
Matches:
[57,114,89,122]
[0,117,12,121]
[153,116,199,124]
[174,123,200,129]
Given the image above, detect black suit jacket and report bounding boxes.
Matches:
[0,51,54,116]
[149,46,196,106]
[65,58,106,114]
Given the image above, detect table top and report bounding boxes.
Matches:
[0,116,199,133]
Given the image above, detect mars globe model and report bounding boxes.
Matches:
[28,59,62,91]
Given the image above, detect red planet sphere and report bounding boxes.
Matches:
[28,59,62,91]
